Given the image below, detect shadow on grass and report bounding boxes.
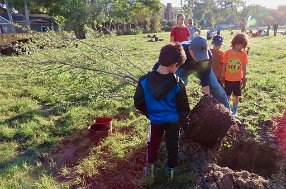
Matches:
[0,121,196,189]
[0,102,194,189]
[0,94,97,143]
[0,97,93,174]
[61,126,197,189]
[46,123,147,188]
[78,144,146,189]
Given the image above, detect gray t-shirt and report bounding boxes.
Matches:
[188,26,199,40]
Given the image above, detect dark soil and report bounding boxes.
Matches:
[42,97,286,189]
[275,110,286,159]
[216,140,279,178]
[180,97,286,189]
[184,95,235,148]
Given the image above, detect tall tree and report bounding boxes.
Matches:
[4,0,16,32]
[23,0,30,32]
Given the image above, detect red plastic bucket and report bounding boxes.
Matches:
[89,117,113,139]
[95,118,113,125]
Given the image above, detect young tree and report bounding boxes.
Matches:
[3,0,16,32]
[23,0,30,32]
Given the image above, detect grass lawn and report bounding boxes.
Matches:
[0,30,285,188]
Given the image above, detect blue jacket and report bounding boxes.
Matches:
[134,71,190,128]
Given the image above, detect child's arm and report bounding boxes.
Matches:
[221,63,226,78]
[196,27,201,35]
[170,27,176,42]
[221,63,226,87]
[242,63,247,79]
[241,64,247,89]
[221,51,228,87]
[241,53,248,89]
[134,82,147,117]
[175,81,191,131]
[219,51,225,81]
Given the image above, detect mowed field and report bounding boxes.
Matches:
[0,31,285,188]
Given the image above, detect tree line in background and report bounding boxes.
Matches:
[1,0,286,37]
[182,0,286,29]
[1,0,163,37]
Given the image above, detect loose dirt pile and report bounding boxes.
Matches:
[180,96,286,189]
[184,95,235,148]
[275,110,286,159]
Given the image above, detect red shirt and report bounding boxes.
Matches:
[170,26,190,42]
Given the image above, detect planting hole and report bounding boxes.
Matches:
[216,140,280,178]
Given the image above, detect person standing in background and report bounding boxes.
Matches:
[187,18,201,40]
[216,25,221,35]
[267,23,270,36]
[273,22,278,37]
[170,13,190,42]
[221,33,249,116]
[210,35,224,82]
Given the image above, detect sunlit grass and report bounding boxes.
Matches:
[0,30,285,188]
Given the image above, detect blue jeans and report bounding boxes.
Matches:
[175,66,189,85]
[176,67,230,109]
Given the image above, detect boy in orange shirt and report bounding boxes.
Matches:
[211,35,224,82]
[221,33,248,116]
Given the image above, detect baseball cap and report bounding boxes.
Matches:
[189,36,209,61]
[212,35,224,46]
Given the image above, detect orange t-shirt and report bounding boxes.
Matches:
[210,49,224,79]
[223,49,248,81]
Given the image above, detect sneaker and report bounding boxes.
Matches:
[143,164,154,178]
[231,105,238,116]
[165,166,175,180]
[232,112,238,117]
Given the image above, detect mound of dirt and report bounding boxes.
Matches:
[179,98,286,189]
[216,139,280,178]
[199,163,270,189]
[275,110,286,158]
[184,95,235,148]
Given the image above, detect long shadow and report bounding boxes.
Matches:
[0,127,103,170]
[73,143,146,189]
[0,95,146,188]
[25,124,146,189]
[43,121,146,188]
[0,109,142,185]
[0,95,95,170]
[0,93,96,142]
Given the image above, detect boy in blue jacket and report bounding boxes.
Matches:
[134,43,190,179]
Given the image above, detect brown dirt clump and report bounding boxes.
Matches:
[275,110,286,159]
[216,139,279,178]
[180,97,286,189]
[184,95,235,148]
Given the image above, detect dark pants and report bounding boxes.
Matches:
[274,29,277,37]
[147,121,181,168]
[225,80,241,96]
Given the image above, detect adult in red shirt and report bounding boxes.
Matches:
[170,13,190,43]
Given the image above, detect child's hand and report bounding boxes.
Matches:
[241,78,247,89]
[220,77,225,88]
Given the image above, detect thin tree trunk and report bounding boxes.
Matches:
[23,0,31,32]
[4,0,16,33]
[108,19,112,31]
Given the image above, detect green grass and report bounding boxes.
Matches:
[0,31,286,188]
